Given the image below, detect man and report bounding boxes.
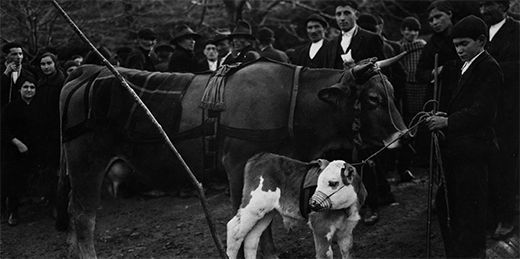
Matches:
[479,0,520,239]
[1,42,36,107]
[291,14,330,68]
[210,29,233,67]
[223,20,260,65]
[325,0,385,69]
[256,27,289,63]
[154,44,175,72]
[199,42,219,72]
[125,28,159,71]
[426,15,502,258]
[168,24,202,73]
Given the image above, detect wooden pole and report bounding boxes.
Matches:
[50,1,227,258]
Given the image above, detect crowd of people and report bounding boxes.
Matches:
[1,0,518,257]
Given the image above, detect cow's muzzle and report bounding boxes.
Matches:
[309,191,332,211]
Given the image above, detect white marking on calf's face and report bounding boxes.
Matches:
[313,161,358,210]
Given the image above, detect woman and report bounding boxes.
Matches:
[37,52,65,207]
[415,0,459,88]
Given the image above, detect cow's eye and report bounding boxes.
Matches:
[328,181,339,188]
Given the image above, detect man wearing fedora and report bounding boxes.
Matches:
[257,27,289,63]
[291,14,330,68]
[168,24,203,73]
[125,28,159,71]
[210,29,233,67]
[223,20,260,65]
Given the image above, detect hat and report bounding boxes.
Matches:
[305,14,329,28]
[155,44,175,53]
[171,24,201,43]
[479,0,510,10]
[208,28,231,44]
[357,13,378,33]
[2,42,23,54]
[257,27,274,44]
[452,15,488,40]
[229,20,255,40]
[138,28,157,40]
[400,16,421,31]
[63,60,79,71]
[20,73,37,88]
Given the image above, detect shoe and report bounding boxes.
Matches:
[363,208,379,226]
[8,213,18,226]
[492,222,514,239]
[400,170,415,183]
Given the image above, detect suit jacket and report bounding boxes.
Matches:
[259,46,289,63]
[168,46,202,73]
[415,30,459,84]
[325,27,385,69]
[223,45,260,65]
[291,40,329,68]
[440,51,502,159]
[125,47,158,72]
[198,58,220,72]
[486,17,520,136]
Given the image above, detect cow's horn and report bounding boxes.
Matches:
[375,51,408,68]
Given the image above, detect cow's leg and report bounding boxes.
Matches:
[337,221,358,259]
[244,212,275,259]
[311,228,333,259]
[65,134,108,259]
[227,209,265,259]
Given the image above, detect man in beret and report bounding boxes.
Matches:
[291,14,330,68]
[257,27,289,63]
[1,42,36,108]
[125,28,159,71]
[223,20,260,65]
[480,0,520,239]
[325,0,385,69]
[168,24,203,73]
[426,15,503,258]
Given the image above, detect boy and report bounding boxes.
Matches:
[426,15,503,257]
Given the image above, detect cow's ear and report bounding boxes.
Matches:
[310,159,329,170]
[318,84,349,108]
[341,164,355,185]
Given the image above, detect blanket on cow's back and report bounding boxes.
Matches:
[61,65,195,142]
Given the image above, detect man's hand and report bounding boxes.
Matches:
[4,62,18,75]
[426,112,448,131]
[12,138,28,153]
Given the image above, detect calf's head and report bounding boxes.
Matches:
[309,160,366,211]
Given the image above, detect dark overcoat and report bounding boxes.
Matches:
[291,40,330,68]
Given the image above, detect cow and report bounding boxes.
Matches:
[58,58,407,258]
[226,152,366,259]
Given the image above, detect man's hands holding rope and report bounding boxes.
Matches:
[426,112,448,131]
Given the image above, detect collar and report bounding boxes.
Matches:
[311,39,324,48]
[489,18,507,40]
[461,50,484,74]
[342,25,357,37]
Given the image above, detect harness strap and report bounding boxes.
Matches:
[288,66,303,139]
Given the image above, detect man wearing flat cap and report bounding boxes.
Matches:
[1,42,37,108]
[291,14,330,68]
[480,1,520,238]
[223,20,260,65]
[125,28,159,71]
[257,27,289,63]
[168,24,203,73]
[426,15,503,258]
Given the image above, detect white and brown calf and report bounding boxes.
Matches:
[226,153,366,259]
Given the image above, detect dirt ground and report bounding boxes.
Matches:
[1,167,450,258]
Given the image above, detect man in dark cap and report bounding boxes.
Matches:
[124,28,159,71]
[325,0,385,69]
[223,20,260,65]
[1,42,36,107]
[426,15,503,258]
[168,24,203,73]
[291,14,330,68]
[480,0,520,239]
[257,27,289,63]
[154,44,175,72]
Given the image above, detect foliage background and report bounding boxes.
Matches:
[1,0,519,61]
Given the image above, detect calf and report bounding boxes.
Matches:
[226,153,367,259]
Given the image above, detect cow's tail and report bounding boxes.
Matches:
[55,145,70,232]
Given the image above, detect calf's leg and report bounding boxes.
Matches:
[244,212,275,259]
[337,221,358,259]
[227,209,265,259]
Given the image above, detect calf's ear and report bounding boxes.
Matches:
[340,164,355,185]
[318,83,349,108]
